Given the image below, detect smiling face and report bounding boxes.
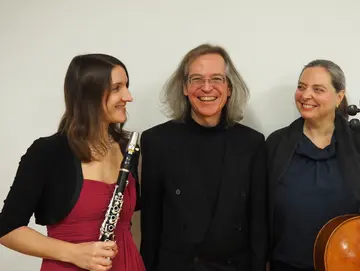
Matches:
[295,66,344,122]
[103,65,133,124]
[183,53,230,126]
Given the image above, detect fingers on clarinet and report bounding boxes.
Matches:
[93,263,112,271]
[100,241,117,249]
[110,242,118,252]
[97,256,112,266]
[91,257,112,271]
[104,249,116,259]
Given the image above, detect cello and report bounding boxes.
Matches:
[313,214,360,271]
[313,104,360,271]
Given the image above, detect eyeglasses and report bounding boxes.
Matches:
[187,75,226,87]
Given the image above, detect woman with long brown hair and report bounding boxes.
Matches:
[0,54,145,271]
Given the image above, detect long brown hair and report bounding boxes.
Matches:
[58,54,130,162]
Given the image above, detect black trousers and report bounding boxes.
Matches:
[271,261,315,271]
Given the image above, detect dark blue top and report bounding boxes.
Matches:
[272,132,359,269]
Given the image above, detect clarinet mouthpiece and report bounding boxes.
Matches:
[126,132,139,154]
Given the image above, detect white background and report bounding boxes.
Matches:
[1,0,359,270]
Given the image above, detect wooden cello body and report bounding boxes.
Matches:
[313,214,360,271]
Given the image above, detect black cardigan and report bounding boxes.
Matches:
[0,132,140,238]
[266,113,360,252]
[140,119,268,271]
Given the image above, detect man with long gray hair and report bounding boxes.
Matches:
[140,43,268,271]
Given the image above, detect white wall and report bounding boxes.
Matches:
[1,0,359,270]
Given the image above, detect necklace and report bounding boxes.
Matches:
[89,135,115,158]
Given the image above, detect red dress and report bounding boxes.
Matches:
[40,173,145,271]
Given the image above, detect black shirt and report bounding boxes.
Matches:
[272,132,359,269]
[185,115,227,215]
[140,114,268,271]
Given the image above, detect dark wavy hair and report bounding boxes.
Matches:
[58,53,130,162]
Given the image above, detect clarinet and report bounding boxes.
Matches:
[98,131,140,242]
